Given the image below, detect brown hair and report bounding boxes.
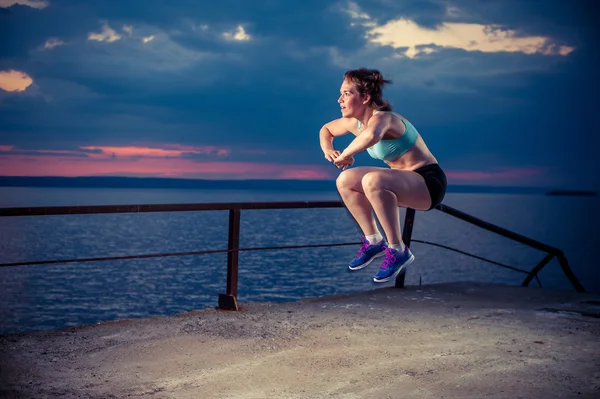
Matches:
[343,68,392,111]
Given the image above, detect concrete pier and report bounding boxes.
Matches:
[1,283,599,399]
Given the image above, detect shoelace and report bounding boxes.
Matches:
[356,237,387,257]
[380,247,397,269]
[355,237,370,257]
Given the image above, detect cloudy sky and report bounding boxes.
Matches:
[0,0,597,189]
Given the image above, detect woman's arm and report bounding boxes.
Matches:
[319,118,356,161]
[338,113,391,159]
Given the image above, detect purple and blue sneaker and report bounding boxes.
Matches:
[348,236,387,271]
[373,246,415,283]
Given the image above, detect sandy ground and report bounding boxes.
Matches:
[1,283,599,399]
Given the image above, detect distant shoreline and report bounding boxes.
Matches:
[545,189,597,197]
[0,175,580,195]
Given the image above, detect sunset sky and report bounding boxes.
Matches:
[0,0,598,189]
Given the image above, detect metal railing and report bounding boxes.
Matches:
[0,201,585,310]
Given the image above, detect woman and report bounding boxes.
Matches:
[319,68,447,283]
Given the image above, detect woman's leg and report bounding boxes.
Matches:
[361,169,431,250]
[336,166,387,236]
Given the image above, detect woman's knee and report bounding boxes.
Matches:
[336,169,362,191]
[361,172,386,194]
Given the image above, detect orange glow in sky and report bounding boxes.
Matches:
[0,153,334,180]
[81,145,232,158]
[0,145,546,183]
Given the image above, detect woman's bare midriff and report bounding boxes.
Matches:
[384,135,438,172]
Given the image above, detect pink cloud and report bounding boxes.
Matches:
[81,144,231,158]
[0,143,234,164]
[82,146,182,158]
[280,169,331,179]
[161,143,232,156]
[0,144,338,180]
[0,154,335,180]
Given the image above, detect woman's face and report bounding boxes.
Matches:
[338,79,367,118]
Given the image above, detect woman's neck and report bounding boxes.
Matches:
[357,108,376,130]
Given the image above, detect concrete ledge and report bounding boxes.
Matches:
[1,283,599,398]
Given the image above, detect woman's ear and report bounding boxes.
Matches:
[362,94,371,105]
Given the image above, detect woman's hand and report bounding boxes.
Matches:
[333,153,354,171]
[323,149,341,162]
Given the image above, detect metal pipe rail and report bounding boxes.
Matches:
[0,201,585,310]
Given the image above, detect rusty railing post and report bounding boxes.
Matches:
[395,207,415,288]
[218,208,240,310]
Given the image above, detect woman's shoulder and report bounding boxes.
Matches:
[372,110,409,136]
[377,110,415,128]
[375,110,407,120]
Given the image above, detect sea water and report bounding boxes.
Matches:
[0,186,597,334]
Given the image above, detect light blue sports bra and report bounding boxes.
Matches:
[358,111,419,161]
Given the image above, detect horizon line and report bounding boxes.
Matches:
[1,175,595,193]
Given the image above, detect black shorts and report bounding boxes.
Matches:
[414,163,447,210]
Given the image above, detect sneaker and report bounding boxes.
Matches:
[348,236,387,271]
[373,246,415,283]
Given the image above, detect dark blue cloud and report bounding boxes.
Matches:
[0,4,99,58]
[352,0,448,28]
[1,0,364,59]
